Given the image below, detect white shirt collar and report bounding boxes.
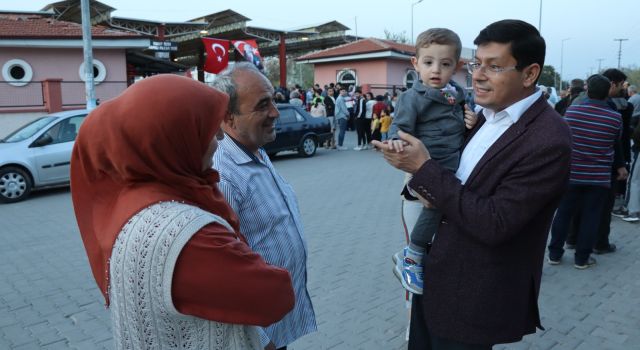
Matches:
[478,88,542,123]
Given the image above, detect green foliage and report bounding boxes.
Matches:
[539,65,561,89]
[622,65,640,87]
[263,57,314,88]
[384,29,409,44]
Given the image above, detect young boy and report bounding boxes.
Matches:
[389,28,477,295]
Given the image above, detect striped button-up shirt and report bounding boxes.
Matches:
[213,136,317,348]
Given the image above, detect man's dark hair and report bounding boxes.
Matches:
[601,68,627,83]
[586,74,611,100]
[474,20,545,81]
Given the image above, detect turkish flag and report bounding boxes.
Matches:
[202,38,230,74]
[232,39,264,70]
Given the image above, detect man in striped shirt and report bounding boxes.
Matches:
[547,74,624,269]
[212,63,316,350]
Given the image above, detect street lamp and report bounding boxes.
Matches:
[411,0,424,44]
[559,37,570,91]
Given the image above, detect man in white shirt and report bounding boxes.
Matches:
[373,20,571,349]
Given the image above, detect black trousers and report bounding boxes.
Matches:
[408,295,492,350]
[355,118,371,146]
[548,185,609,264]
[566,179,617,250]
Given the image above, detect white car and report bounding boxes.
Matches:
[0,109,89,203]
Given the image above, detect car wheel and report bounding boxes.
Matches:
[0,166,33,203]
[298,135,317,157]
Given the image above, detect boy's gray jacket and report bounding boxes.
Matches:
[389,80,466,171]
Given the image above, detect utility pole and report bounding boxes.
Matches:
[613,38,628,69]
[596,58,605,73]
[80,0,96,109]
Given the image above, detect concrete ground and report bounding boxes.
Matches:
[1,132,638,349]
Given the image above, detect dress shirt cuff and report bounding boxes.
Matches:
[258,328,270,348]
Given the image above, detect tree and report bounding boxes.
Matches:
[384,29,409,44]
[263,56,314,88]
[622,65,640,87]
[539,65,561,89]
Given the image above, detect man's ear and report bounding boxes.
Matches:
[522,63,541,88]
[223,112,235,128]
[456,60,464,70]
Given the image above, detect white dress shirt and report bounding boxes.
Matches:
[456,89,542,184]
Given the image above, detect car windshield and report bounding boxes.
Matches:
[2,117,57,143]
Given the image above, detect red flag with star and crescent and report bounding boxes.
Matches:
[202,38,230,74]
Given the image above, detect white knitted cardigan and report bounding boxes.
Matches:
[109,201,261,350]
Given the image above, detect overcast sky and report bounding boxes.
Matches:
[7,0,640,84]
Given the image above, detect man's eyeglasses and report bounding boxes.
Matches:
[467,61,518,76]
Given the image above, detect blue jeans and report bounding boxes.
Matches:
[337,118,347,146]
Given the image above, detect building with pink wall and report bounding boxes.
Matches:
[0,11,150,136]
[297,38,473,96]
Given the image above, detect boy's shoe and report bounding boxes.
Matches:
[399,247,424,295]
[353,146,362,151]
[611,207,628,218]
[547,256,561,265]
[564,243,576,250]
[574,257,597,270]
[622,213,639,222]
[392,250,402,265]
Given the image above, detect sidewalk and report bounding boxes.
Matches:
[0,131,638,349]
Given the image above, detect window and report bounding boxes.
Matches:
[42,115,86,144]
[337,69,357,87]
[294,111,305,122]
[2,59,34,87]
[78,59,107,84]
[404,70,418,89]
[278,108,297,124]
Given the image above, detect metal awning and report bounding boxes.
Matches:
[126,51,186,75]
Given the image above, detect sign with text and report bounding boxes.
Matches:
[148,41,177,52]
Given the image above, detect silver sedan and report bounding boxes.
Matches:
[0,109,89,203]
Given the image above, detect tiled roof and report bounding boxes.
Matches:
[297,38,415,60]
[0,13,146,39]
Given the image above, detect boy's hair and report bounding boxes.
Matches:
[415,28,462,61]
[586,74,611,100]
[474,20,545,82]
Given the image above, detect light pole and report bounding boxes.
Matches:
[411,0,424,44]
[559,37,570,91]
[538,0,543,32]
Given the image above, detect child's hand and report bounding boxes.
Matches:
[464,104,478,129]
[389,138,408,153]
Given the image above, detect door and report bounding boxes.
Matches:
[32,115,86,184]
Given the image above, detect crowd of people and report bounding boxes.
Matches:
[273,81,400,150]
[67,16,638,350]
[547,68,640,269]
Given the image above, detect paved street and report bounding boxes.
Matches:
[1,132,639,349]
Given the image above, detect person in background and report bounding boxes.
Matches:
[310,97,326,117]
[70,74,294,349]
[289,91,303,107]
[380,107,393,141]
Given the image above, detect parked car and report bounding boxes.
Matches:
[0,109,89,203]
[264,104,332,157]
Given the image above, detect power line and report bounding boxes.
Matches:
[613,38,628,69]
